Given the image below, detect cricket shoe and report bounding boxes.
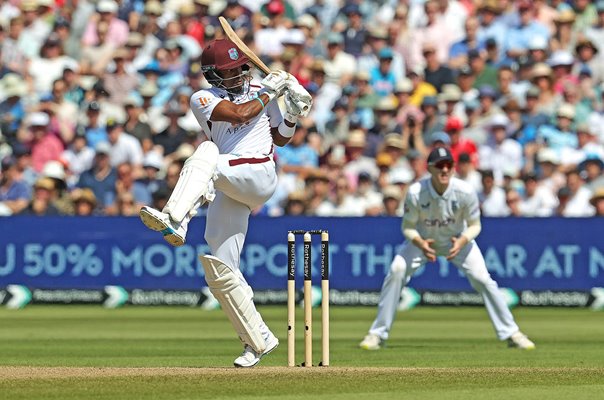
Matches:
[359,333,383,350]
[507,331,536,350]
[139,206,187,247]
[234,332,279,368]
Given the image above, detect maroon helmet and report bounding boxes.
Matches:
[201,39,249,72]
[201,39,252,95]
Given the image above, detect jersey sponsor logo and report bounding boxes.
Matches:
[420,202,430,209]
[424,217,456,227]
[197,97,210,107]
[451,201,458,212]
[228,48,239,60]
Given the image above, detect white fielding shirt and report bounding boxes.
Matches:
[189,83,282,156]
[403,176,481,254]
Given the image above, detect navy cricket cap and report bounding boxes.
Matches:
[427,147,454,165]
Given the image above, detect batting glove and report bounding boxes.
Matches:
[261,70,288,101]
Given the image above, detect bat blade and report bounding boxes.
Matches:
[219,16,271,75]
[218,16,311,114]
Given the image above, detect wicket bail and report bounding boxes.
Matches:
[287,230,330,367]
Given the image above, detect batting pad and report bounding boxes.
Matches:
[164,141,218,222]
[199,255,266,353]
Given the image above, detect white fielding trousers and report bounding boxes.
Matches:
[368,241,519,341]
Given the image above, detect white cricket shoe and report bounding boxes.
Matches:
[507,331,536,350]
[139,206,187,247]
[359,333,383,350]
[234,332,279,368]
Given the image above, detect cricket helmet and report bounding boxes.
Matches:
[201,39,251,94]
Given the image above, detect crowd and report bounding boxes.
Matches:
[1,0,604,218]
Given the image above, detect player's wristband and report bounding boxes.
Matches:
[278,120,295,138]
[262,90,276,103]
[255,97,265,110]
[284,111,298,124]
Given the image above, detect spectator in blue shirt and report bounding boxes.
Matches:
[0,155,31,216]
[370,47,397,97]
[449,16,485,69]
[505,1,549,61]
[537,103,578,156]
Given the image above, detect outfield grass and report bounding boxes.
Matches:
[1,306,603,399]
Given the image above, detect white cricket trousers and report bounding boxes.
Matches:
[368,241,519,341]
[204,153,277,340]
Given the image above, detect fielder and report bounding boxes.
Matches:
[360,147,535,351]
[139,38,312,367]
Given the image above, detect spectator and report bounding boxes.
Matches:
[420,96,443,138]
[343,130,379,181]
[0,73,27,144]
[423,42,455,92]
[479,114,523,185]
[316,175,362,216]
[585,2,604,55]
[41,160,74,215]
[407,67,437,107]
[353,171,383,216]
[22,112,63,173]
[152,101,188,157]
[560,169,595,217]
[476,0,506,56]
[71,188,97,216]
[19,177,60,216]
[394,78,423,128]
[342,4,366,57]
[589,188,604,216]
[445,116,478,165]
[82,0,128,49]
[536,103,577,157]
[505,1,549,60]
[410,0,455,67]
[103,48,139,107]
[2,16,29,76]
[518,172,558,217]
[456,152,482,192]
[366,96,399,157]
[579,155,604,191]
[28,33,78,95]
[283,190,307,216]
[18,0,52,59]
[106,119,143,173]
[62,128,94,187]
[369,47,398,97]
[77,142,117,212]
[505,188,523,217]
[381,184,403,217]
[449,16,484,69]
[304,169,332,217]
[323,32,356,87]
[470,50,498,89]
[478,169,508,217]
[0,155,31,216]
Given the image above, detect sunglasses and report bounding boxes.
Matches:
[433,161,453,170]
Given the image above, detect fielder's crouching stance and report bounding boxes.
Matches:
[139,39,312,367]
[360,147,536,351]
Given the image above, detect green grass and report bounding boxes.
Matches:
[1,306,603,399]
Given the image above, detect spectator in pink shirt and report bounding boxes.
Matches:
[82,0,129,48]
[409,0,454,67]
[25,112,64,172]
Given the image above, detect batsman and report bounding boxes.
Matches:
[139,38,312,367]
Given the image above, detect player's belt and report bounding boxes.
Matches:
[228,156,271,166]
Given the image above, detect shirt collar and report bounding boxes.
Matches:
[428,178,452,200]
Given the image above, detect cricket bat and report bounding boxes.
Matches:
[218,16,310,114]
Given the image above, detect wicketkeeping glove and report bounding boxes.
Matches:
[261,70,289,101]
